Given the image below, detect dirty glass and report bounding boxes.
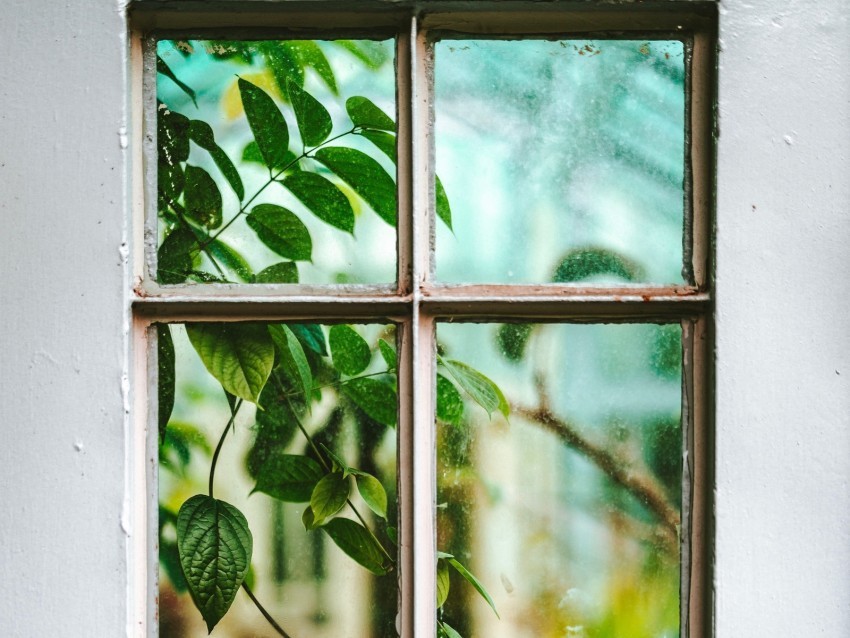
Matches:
[435,40,686,285]
[435,322,682,637]
[155,39,397,286]
[157,322,399,637]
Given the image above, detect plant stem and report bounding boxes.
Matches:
[242,582,293,638]
[208,399,242,498]
[200,127,359,250]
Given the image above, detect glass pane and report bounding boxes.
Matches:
[156,39,397,285]
[158,322,398,637]
[435,40,686,285]
[436,322,682,637]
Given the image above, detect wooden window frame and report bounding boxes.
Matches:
[130,3,716,636]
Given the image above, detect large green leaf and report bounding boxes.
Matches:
[310,472,350,525]
[329,325,371,376]
[188,119,245,200]
[354,472,387,519]
[436,374,464,425]
[265,42,304,93]
[287,78,332,147]
[346,96,395,132]
[314,147,396,226]
[246,204,312,261]
[253,452,324,502]
[321,517,390,575]
[341,377,398,427]
[157,225,197,284]
[254,261,299,283]
[156,54,197,106]
[176,495,253,632]
[157,324,175,442]
[446,556,499,619]
[238,78,290,169]
[268,324,312,403]
[441,359,509,419]
[437,559,451,608]
[186,323,274,403]
[183,165,222,228]
[282,171,355,233]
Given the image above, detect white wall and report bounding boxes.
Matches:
[715,1,850,635]
[0,0,848,636]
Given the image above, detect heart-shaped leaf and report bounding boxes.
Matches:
[177,495,253,632]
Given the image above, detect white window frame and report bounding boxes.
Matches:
[130,3,717,636]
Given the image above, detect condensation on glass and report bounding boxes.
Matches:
[155,39,397,286]
[436,322,683,637]
[158,322,399,637]
[434,39,687,285]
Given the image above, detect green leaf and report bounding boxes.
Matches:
[329,325,371,375]
[183,165,222,229]
[253,452,324,502]
[158,106,190,164]
[355,473,387,519]
[437,559,451,608]
[290,324,327,356]
[246,204,312,261]
[321,518,390,575]
[156,54,198,106]
[358,129,397,162]
[439,621,463,638]
[238,78,290,169]
[310,472,350,525]
[295,41,337,94]
[186,323,274,403]
[441,359,509,419]
[436,374,464,425]
[157,225,197,284]
[268,324,312,402]
[254,262,299,283]
[447,557,499,619]
[335,40,389,70]
[207,239,252,282]
[346,96,395,132]
[552,246,643,283]
[241,140,265,165]
[341,377,398,427]
[314,147,396,226]
[496,323,534,363]
[176,495,253,633]
[320,444,350,475]
[188,119,245,200]
[282,171,355,233]
[157,324,175,442]
[287,78,332,147]
[436,175,453,231]
[378,339,397,371]
[302,505,316,530]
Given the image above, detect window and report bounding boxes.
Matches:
[133,4,715,637]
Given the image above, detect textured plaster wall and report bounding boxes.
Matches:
[0,0,848,636]
[0,0,130,635]
[715,1,850,635]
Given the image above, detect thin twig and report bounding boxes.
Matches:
[242,582,293,638]
[208,399,242,498]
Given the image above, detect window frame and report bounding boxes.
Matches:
[130,3,716,636]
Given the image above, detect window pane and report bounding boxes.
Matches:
[158,322,398,636]
[436,322,682,637]
[155,39,397,285]
[435,40,686,285]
